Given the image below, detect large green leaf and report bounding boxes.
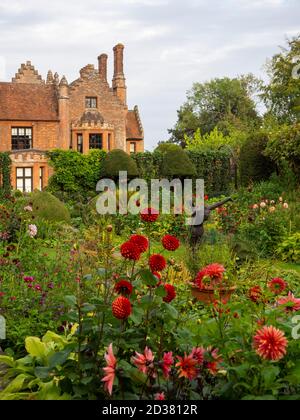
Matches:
[25,337,48,360]
[2,374,31,393]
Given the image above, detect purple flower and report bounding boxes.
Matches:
[24,276,34,284]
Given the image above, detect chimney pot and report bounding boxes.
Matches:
[98,54,108,82]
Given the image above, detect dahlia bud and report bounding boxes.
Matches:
[106,225,113,233]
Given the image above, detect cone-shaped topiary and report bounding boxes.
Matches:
[29,191,71,223]
[100,149,139,180]
[160,148,196,179]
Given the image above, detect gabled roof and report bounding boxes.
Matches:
[0,83,59,121]
[126,107,144,140]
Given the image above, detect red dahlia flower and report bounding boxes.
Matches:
[162,235,180,251]
[130,234,149,253]
[102,343,117,396]
[268,278,287,295]
[161,352,174,378]
[140,207,159,223]
[195,263,225,289]
[120,241,141,261]
[149,254,167,272]
[206,348,223,376]
[155,392,165,400]
[191,347,205,365]
[249,286,263,303]
[163,284,176,303]
[277,292,300,312]
[112,296,132,319]
[114,280,133,296]
[254,325,287,361]
[176,353,198,381]
[132,347,155,375]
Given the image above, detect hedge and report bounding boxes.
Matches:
[47,148,231,198]
[47,149,106,197]
[0,152,11,197]
[132,150,231,195]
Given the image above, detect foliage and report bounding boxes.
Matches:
[28,191,71,224]
[187,150,231,195]
[160,148,196,179]
[265,123,300,181]
[169,75,261,144]
[262,36,300,124]
[277,233,300,264]
[47,149,106,197]
[0,152,12,197]
[154,143,182,153]
[240,130,276,186]
[100,149,139,180]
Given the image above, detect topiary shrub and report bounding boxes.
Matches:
[29,191,71,224]
[240,131,276,186]
[160,148,196,179]
[155,143,182,154]
[100,149,138,180]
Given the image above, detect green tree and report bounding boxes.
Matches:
[262,35,300,124]
[169,75,261,144]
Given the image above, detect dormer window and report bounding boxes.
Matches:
[85,97,97,109]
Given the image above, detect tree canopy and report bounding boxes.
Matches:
[168,75,261,145]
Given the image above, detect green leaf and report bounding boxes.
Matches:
[262,366,280,389]
[34,367,51,379]
[3,374,30,393]
[48,348,73,369]
[155,285,167,298]
[25,337,48,360]
[64,295,77,307]
[139,270,158,287]
[163,302,178,320]
[130,306,144,325]
[0,355,15,368]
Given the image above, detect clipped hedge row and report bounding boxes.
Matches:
[0,152,11,197]
[47,148,231,198]
[132,150,231,195]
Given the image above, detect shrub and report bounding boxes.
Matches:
[155,143,182,153]
[160,148,196,179]
[29,191,71,224]
[187,149,231,195]
[277,233,300,263]
[47,149,106,197]
[100,149,138,180]
[265,123,300,181]
[240,131,276,186]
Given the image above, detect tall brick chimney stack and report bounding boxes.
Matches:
[58,76,70,150]
[98,54,108,83]
[112,43,127,106]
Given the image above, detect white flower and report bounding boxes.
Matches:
[24,205,33,212]
[270,200,275,205]
[269,206,276,213]
[283,203,289,209]
[260,202,267,209]
[279,197,283,202]
[28,224,37,238]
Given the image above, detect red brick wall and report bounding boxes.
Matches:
[69,67,128,150]
[0,120,59,152]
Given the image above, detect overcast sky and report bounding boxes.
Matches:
[0,0,299,150]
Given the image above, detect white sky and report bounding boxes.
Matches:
[0,0,299,149]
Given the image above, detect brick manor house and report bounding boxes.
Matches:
[0,44,144,192]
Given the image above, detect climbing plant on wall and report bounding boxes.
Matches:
[0,152,12,197]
